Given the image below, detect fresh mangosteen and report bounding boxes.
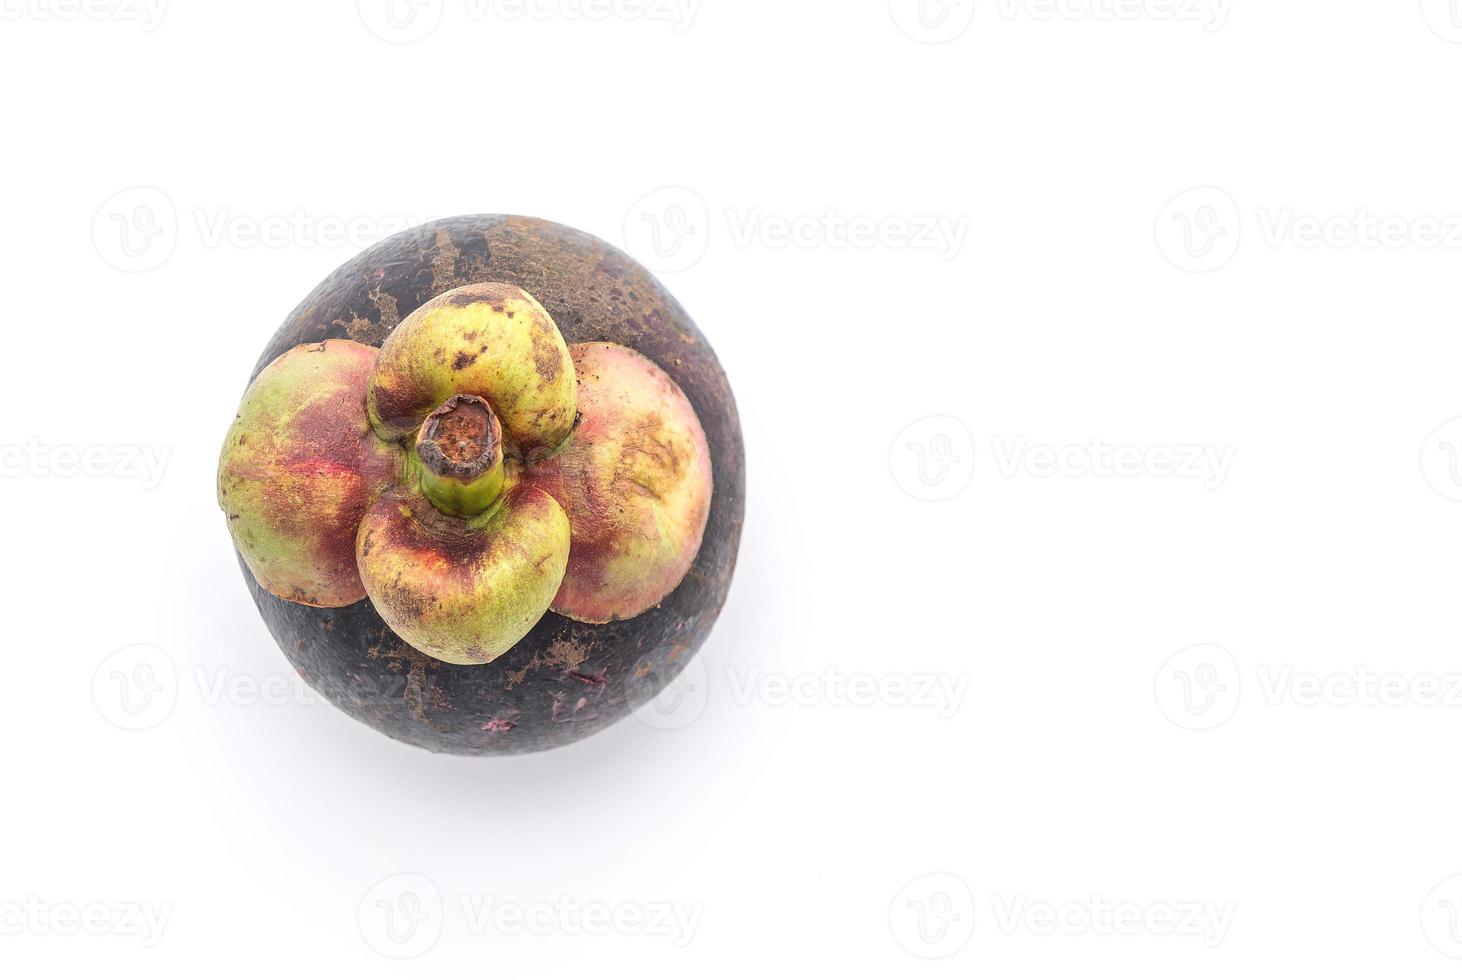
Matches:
[217,215,743,754]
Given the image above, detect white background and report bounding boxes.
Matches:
[5,0,1462,975]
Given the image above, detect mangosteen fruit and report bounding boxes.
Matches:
[217,215,743,755]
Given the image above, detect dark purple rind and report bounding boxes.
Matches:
[238,215,743,755]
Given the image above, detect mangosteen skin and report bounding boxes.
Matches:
[237,215,744,755]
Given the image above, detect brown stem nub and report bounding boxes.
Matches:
[416,394,505,516]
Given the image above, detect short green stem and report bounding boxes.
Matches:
[416,394,504,517]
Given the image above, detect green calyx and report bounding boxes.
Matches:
[414,394,505,518]
[221,280,714,667]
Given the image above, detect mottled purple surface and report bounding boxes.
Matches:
[238,215,744,754]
